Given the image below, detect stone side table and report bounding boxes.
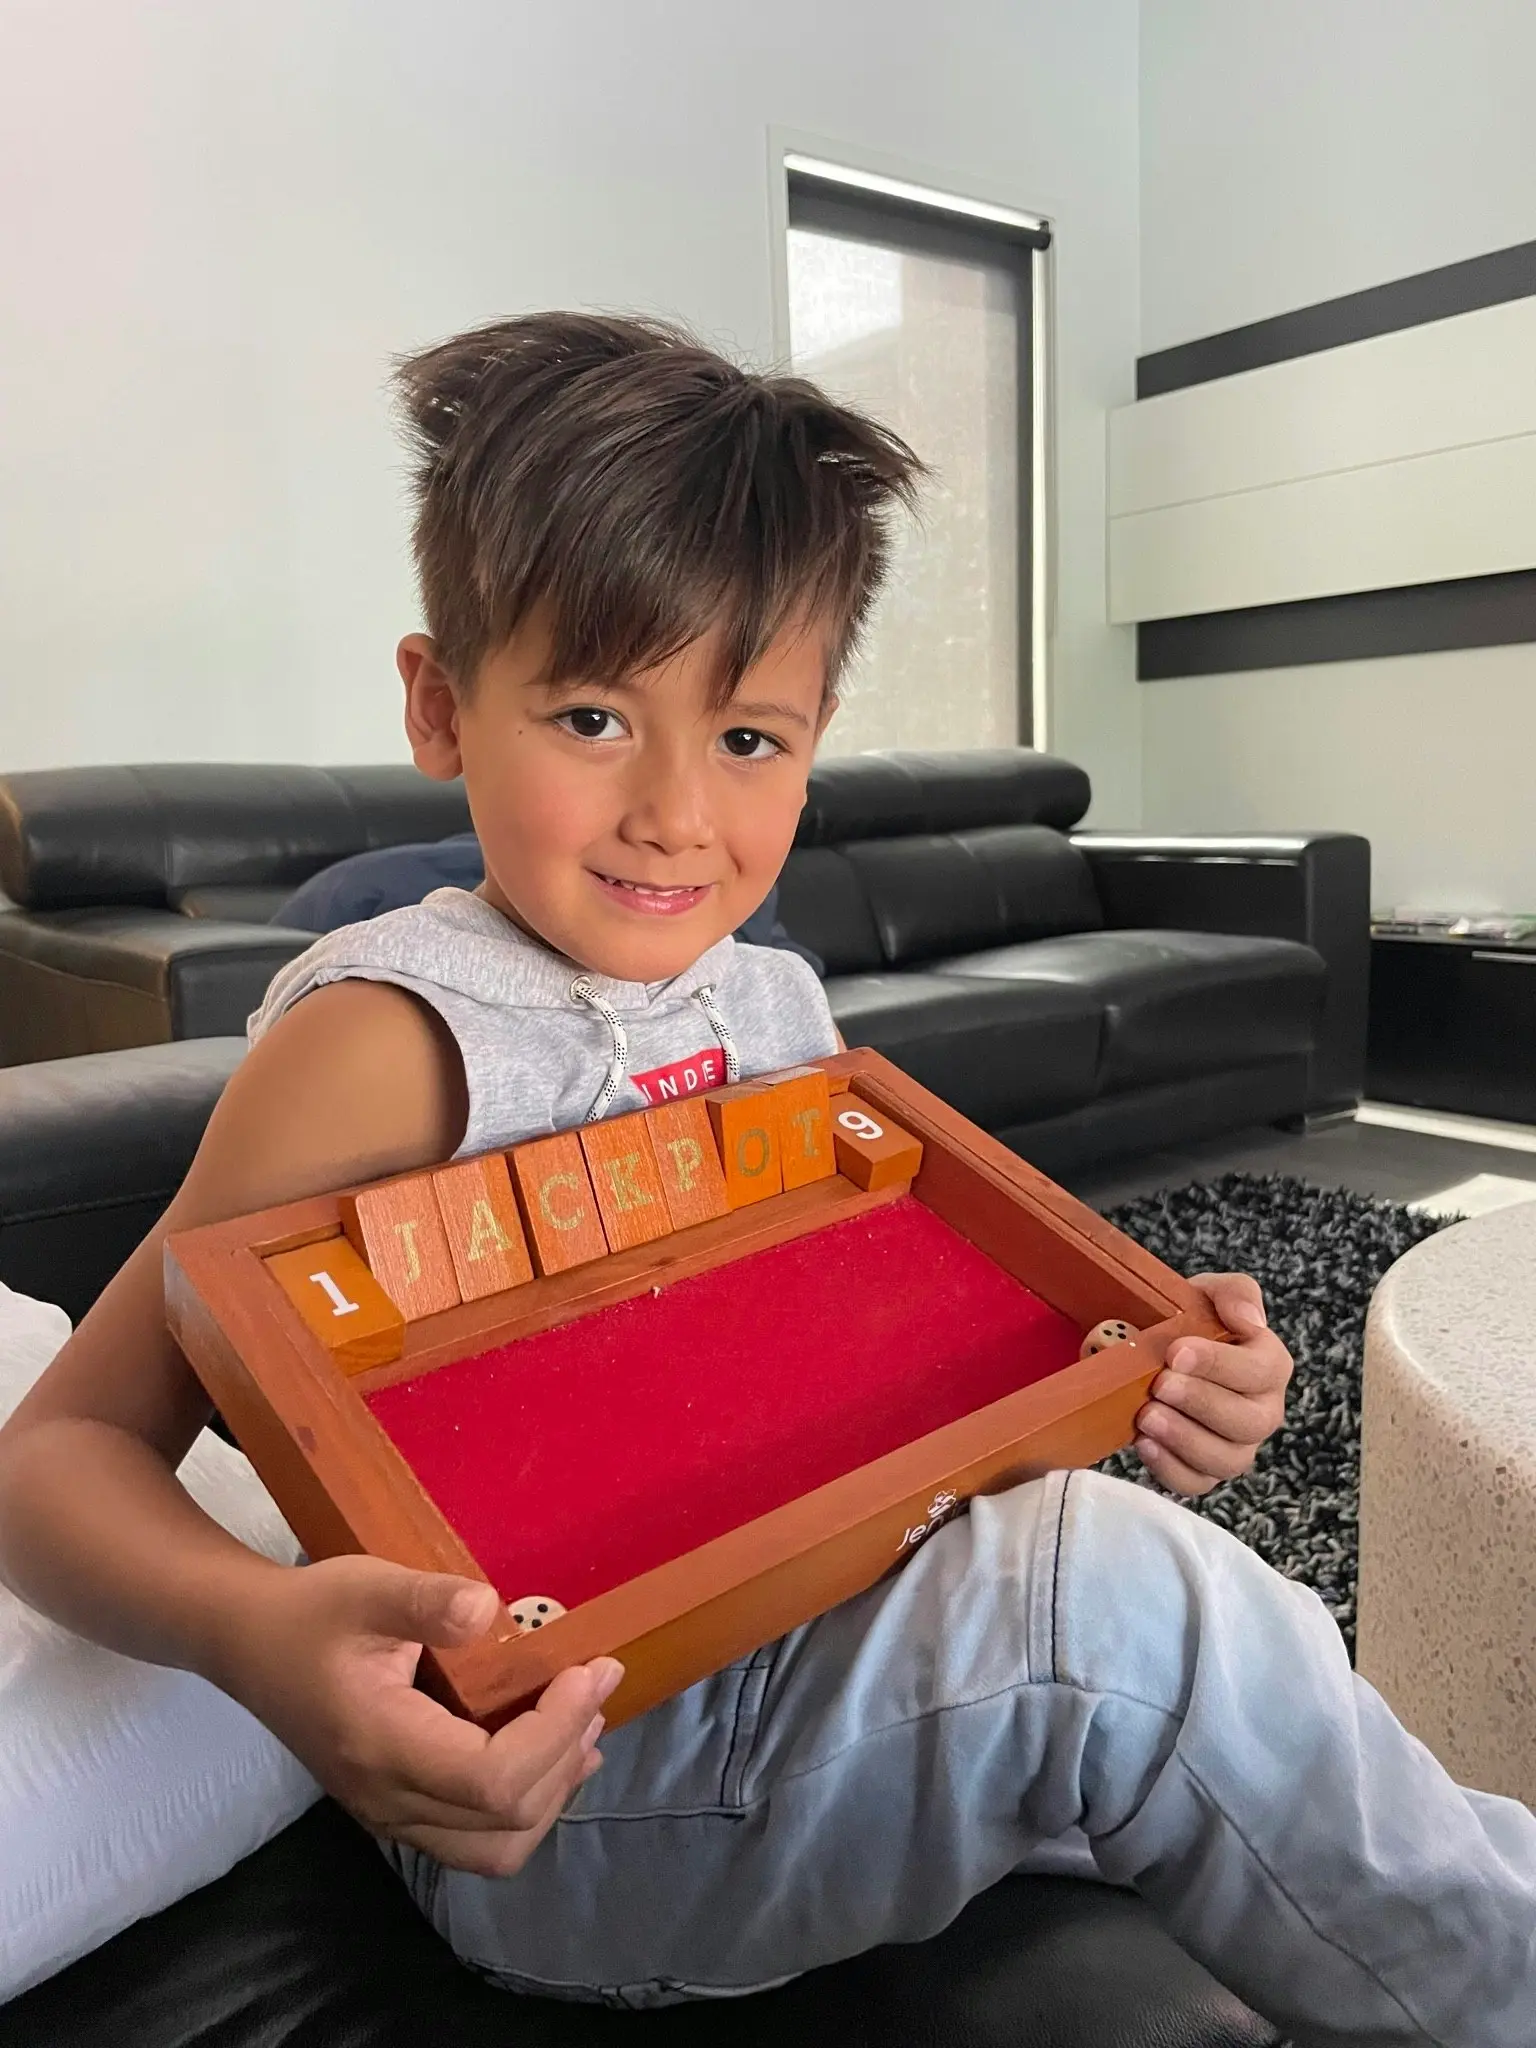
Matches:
[1357,1202,1536,1808]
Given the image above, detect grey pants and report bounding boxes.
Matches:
[389,1471,1536,2044]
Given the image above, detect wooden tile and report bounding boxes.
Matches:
[264,1237,405,1374]
[340,1178,461,1320]
[433,1154,535,1302]
[645,1098,730,1229]
[770,1068,836,1190]
[831,1094,924,1192]
[508,1132,611,1275]
[580,1117,673,1253]
[705,1083,782,1209]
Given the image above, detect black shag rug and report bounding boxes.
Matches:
[1098,1173,1451,1658]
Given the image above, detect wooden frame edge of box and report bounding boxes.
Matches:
[164,1049,1226,1729]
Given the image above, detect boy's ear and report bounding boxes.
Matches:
[399,634,463,780]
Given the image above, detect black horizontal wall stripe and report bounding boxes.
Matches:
[1138,570,1536,680]
[1137,238,1536,399]
[1134,236,1536,674]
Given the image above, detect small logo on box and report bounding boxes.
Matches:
[898,1489,962,1554]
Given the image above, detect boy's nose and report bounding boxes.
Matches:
[621,760,715,855]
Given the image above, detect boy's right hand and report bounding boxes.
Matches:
[220,1554,623,1877]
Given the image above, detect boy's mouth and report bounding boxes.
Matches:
[589,870,714,917]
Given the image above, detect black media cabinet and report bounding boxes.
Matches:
[1368,930,1536,1123]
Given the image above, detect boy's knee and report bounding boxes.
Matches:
[947,1470,1214,1719]
[935,1468,1327,1692]
[1047,1468,1336,1701]
[974,1466,1205,1579]
[1064,1465,1252,1563]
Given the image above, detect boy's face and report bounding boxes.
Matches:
[400,610,834,984]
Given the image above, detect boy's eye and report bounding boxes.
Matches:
[555,706,625,741]
[719,727,781,761]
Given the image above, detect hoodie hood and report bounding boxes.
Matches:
[249,886,835,1158]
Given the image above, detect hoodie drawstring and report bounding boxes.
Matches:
[571,977,628,1122]
[693,983,741,1084]
[572,975,741,1123]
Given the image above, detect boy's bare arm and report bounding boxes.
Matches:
[0,979,464,1662]
[0,981,620,1875]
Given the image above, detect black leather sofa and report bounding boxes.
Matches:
[0,1057,1284,2048]
[0,753,1369,1187]
[0,762,471,1063]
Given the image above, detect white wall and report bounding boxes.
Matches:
[1140,0,1536,910]
[0,0,1141,823]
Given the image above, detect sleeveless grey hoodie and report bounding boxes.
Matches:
[249,888,838,1159]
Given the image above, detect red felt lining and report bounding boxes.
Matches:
[366,1196,1082,1608]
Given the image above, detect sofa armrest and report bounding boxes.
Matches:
[0,1039,243,1320]
[0,910,311,1061]
[1071,831,1370,1117]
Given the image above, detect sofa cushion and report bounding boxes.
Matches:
[841,826,1103,969]
[775,848,885,976]
[0,1038,245,1319]
[825,971,1102,1128]
[0,911,309,1061]
[932,931,1326,1093]
[795,748,1090,847]
[0,765,472,912]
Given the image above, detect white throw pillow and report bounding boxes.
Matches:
[0,1282,320,2002]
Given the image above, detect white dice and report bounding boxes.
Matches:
[1079,1319,1139,1359]
[508,1596,566,1634]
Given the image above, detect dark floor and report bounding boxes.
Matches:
[1065,1111,1536,1215]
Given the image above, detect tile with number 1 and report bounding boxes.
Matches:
[264,1238,405,1373]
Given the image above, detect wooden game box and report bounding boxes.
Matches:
[164,1049,1224,1732]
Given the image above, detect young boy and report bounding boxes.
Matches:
[0,313,1530,2044]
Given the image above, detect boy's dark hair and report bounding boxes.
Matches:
[394,312,924,699]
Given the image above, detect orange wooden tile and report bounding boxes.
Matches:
[705,1083,782,1209]
[339,1177,461,1320]
[830,1094,924,1192]
[264,1237,405,1374]
[579,1117,673,1253]
[508,1131,611,1276]
[770,1068,836,1190]
[644,1098,730,1229]
[432,1154,535,1302]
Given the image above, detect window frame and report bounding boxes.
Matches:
[782,157,1053,748]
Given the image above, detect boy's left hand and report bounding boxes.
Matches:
[1133,1273,1291,1497]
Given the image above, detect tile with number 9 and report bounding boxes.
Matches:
[830,1095,923,1192]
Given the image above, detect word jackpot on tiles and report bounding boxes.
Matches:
[165,1051,1230,1730]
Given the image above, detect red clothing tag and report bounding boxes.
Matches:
[631,1047,725,1105]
